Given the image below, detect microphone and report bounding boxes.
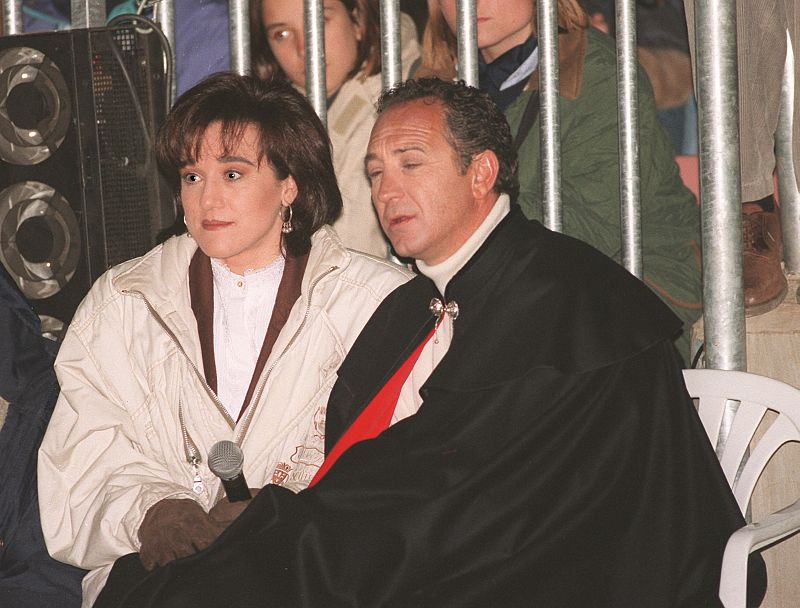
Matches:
[207,441,252,502]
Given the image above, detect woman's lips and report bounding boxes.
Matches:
[202,220,233,230]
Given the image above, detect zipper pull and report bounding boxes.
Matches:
[190,457,204,495]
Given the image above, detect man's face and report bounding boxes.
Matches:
[365,100,492,266]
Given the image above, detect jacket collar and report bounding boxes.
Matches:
[110,226,353,363]
[523,25,586,100]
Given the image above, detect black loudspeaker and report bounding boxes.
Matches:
[0,22,174,335]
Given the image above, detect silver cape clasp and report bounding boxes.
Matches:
[429,297,459,320]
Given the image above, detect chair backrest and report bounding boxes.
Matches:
[682,369,800,513]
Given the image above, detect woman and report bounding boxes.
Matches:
[37,74,411,607]
[250,0,420,258]
[420,0,702,361]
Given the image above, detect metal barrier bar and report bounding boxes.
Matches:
[694,0,746,371]
[304,0,327,126]
[2,0,22,34]
[71,0,105,28]
[455,0,478,86]
[778,33,800,273]
[153,0,177,105]
[229,0,249,76]
[537,0,562,232]
[379,0,401,90]
[615,0,642,278]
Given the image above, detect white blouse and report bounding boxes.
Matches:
[211,256,285,419]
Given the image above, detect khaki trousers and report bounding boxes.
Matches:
[684,0,800,201]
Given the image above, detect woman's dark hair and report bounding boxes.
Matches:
[250,0,382,83]
[377,77,519,201]
[156,73,342,257]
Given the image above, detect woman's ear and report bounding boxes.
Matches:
[351,5,364,42]
[282,175,299,205]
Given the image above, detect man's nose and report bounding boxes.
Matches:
[375,170,401,204]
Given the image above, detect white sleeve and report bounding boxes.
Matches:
[37,292,198,571]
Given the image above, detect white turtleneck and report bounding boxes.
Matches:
[211,256,285,419]
[392,194,511,423]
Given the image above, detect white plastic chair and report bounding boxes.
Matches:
[682,369,800,608]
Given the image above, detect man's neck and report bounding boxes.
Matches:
[417,194,511,296]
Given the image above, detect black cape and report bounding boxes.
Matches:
[96,207,757,607]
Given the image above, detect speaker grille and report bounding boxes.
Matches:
[87,26,166,267]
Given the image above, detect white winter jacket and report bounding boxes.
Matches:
[328,12,419,258]
[37,227,411,606]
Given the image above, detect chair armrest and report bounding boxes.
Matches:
[719,498,800,607]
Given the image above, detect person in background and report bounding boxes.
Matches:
[580,0,697,155]
[0,265,85,608]
[22,0,230,97]
[418,0,702,362]
[37,73,410,607]
[93,78,761,608]
[251,0,420,258]
[684,0,799,316]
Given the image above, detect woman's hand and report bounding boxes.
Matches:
[137,498,220,570]
[208,488,261,529]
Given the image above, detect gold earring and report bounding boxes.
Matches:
[281,205,293,234]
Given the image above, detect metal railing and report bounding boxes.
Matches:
[4,0,797,375]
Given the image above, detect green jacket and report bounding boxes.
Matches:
[507,27,701,361]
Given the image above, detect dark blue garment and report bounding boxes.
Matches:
[23,0,231,97]
[0,265,85,607]
[478,36,537,112]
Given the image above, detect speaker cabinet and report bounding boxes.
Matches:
[0,23,173,332]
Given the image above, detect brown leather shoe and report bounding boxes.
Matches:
[742,202,787,316]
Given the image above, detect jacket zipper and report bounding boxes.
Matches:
[233,265,338,444]
[121,264,338,495]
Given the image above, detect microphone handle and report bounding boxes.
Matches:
[221,473,251,502]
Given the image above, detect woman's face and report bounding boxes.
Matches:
[262,0,362,97]
[440,0,534,63]
[180,122,297,275]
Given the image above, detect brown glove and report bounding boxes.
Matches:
[208,488,260,530]
[138,498,220,570]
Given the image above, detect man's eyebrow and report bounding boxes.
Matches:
[365,145,425,165]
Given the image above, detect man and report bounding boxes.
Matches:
[96,78,757,607]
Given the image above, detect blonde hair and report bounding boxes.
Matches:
[421,0,589,76]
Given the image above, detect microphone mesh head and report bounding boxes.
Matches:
[207,440,244,480]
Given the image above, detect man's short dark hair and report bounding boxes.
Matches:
[376,78,519,201]
[156,73,342,257]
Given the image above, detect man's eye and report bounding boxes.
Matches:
[225,171,242,180]
[367,169,382,181]
[182,173,199,184]
[402,163,420,170]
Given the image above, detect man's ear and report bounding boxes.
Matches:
[470,150,500,199]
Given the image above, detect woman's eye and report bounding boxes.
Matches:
[225,171,242,180]
[270,29,291,42]
[182,173,199,184]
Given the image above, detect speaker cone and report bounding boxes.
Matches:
[0,181,80,299]
[0,46,71,165]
